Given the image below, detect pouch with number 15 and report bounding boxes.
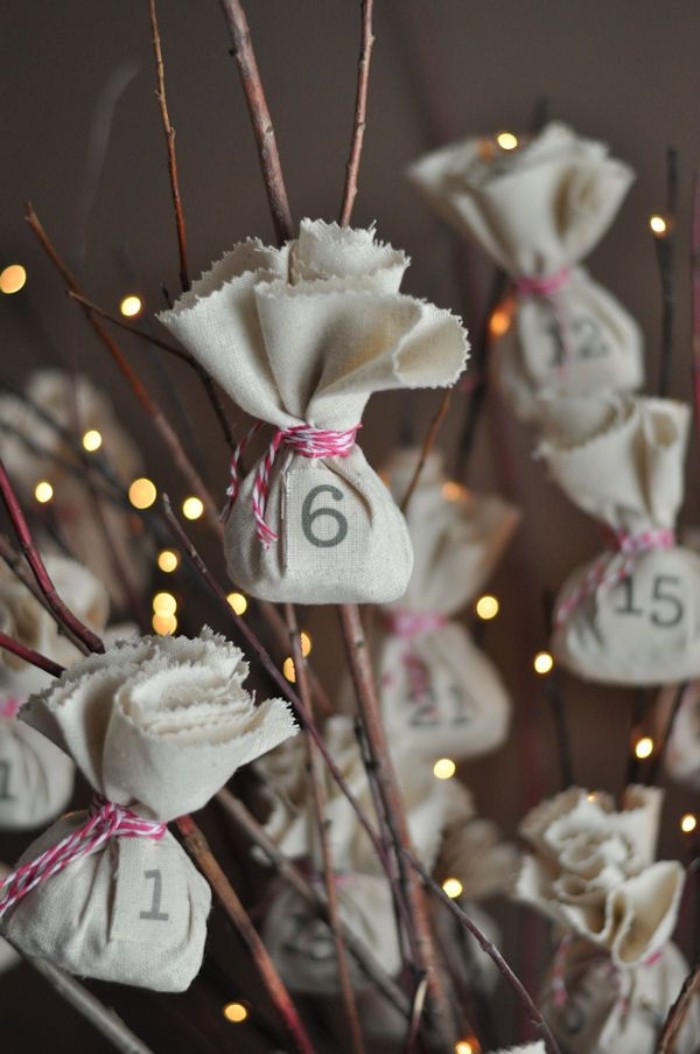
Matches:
[538,395,700,685]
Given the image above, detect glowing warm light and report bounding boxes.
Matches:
[283,657,296,683]
[300,631,312,657]
[0,264,27,295]
[227,592,248,616]
[158,549,179,573]
[455,1040,481,1054]
[153,592,177,617]
[442,877,464,900]
[496,131,519,151]
[681,813,698,835]
[152,612,177,636]
[120,294,143,318]
[634,736,654,760]
[586,791,598,802]
[476,594,500,621]
[34,481,54,504]
[649,214,668,236]
[533,651,554,675]
[182,496,204,521]
[433,758,457,781]
[82,429,103,452]
[223,1002,249,1024]
[129,477,157,510]
[441,481,469,502]
[489,307,512,338]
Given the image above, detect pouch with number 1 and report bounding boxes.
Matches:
[159,219,468,604]
[538,395,700,685]
[0,631,297,991]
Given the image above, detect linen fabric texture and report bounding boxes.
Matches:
[2,630,298,991]
[538,395,700,685]
[408,121,643,421]
[159,220,469,604]
[374,448,518,759]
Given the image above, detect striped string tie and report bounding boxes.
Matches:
[223,421,361,547]
[0,795,166,921]
[554,526,675,631]
[0,696,22,719]
[383,610,448,704]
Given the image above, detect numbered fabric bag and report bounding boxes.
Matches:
[538,394,700,685]
[0,630,297,991]
[159,219,468,604]
[0,371,151,610]
[0,554,110,829]
[408,121,643,422]
[374,448,518,759]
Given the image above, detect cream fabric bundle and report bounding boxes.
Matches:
[538,395,700,685]
[540,937,700,1054]
[654,680,700,791]
[1,630,297,991]
[374,448,518,759]
[159,220,468,604]
[408,121,643,421]
[0,554,109,829]
[0,370,150,609]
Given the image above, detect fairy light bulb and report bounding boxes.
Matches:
[157,549,179,573]
[152,612,177,636]
[634,736,654,760]
[300,631,312,657]
[182,496,204,520]
[128,478,157,510]
[0,264,27,294]
[455,1040,481,1054]
[489,307,511,338]
[120,294,143,317]
[82,429,102,452]
[227,592,248,616]
[441,481,468,502]
[34,481,54,504]
[649,214,668,237]
[223,1001,249,1023]
[442,877,464,899]
[475,595,499,621]
[533,651,554,675]
[283,657,296,683]
[153,592,177,617]
[681,813,697,835]
[496,131,518,151]
[433,758,456,780]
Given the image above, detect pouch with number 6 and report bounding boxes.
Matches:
[0,630,298,991]
[538,395,700,685]
[158,219,468,604]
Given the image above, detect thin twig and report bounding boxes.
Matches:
[219,0,294,244]
[175,814,315,1054]
[691,171,700,451]
[25,204,222,533]
[655,147,678,399]
[215,789,409,1016]
[656,957,700,1053]
[0,631,65,677]
[400,389,452,514]
[402,973,429,1054]
[339,0,375,227]
[284,603,365,1054]
[0,460,104,654]
[147,0,190,292]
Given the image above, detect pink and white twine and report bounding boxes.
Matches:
[383,610,447,703]
[0,795,166,920]
[223,421,361,547]
[514,265,573,374]
[554,527,675,630]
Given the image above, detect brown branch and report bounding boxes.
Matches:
[657,957,700,1053]
[147,0,190,293]
[403,973,429,1054]
[0,632,65,678]
[0,460,104,655]
[338,603,456,1047]
[400,389,452,514]
[25,204,223,534]
[175,814,315,1054]
[215,788,409,1016]
[284,604,365,1054]
[68,291,235,451]
[406,850,562,1054]
[339,0,375,227]
[219,0,294,244]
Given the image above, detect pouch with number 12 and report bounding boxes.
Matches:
[159,220,468,604]
[538,395,700,685]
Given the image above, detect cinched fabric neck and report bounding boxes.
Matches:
[514,266,571,299]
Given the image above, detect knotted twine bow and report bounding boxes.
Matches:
[223,422,361,547]
[382,610,448,705]
[514,266,573,373]
[554,527,676,630]
[0,795,166,920]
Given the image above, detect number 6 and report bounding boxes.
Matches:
[301,485,349,548]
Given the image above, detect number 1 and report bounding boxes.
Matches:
[139,869,170,921]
